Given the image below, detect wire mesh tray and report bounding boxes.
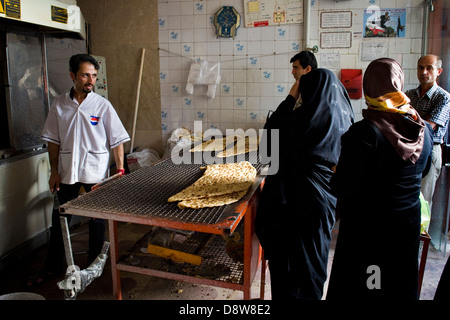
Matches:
[65,157,263,226]
[118,226,245,284]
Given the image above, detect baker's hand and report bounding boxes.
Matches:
[289,79,300,101]
[49,170,60,193]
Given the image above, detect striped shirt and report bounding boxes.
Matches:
[405,84,450,144]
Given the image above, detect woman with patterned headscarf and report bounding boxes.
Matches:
[326,58,433,300]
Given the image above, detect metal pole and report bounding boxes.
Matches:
[422,0,436,56]
[60,217,74,267]
[304,0,311,50]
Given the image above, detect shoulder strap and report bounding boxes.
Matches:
[362,119,384,141]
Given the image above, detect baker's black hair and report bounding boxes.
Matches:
[69,54,100,74]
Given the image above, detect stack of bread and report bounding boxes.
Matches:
[168,161,257,209]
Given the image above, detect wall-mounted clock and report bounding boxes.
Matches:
[214,6,240,39]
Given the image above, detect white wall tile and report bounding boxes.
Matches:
[234,42,247,55]
[247,27,262,41]
[168,16,181,30]
[340,55,357,69]
[247,56,261,68]
[195,110,207,121]
[220,69,234,83]
[233,83,247,97]
[261,40,275,55]
[411,38,422,54]
[234,97,246,109]
[274,68,289,83]
[261,26,275,40]
[234,57,247,69]
[208,109,221,123]
[159,29,169,44]
[234,110,247,123]
[193,28,207,42]
[247,69,261,83]
[207,98,221,109]
[247,41,261,55]
[261,69,275,82]
[193,15,208,29]
[351,99,364,115]
[220,41,234,55]
[260,83,274,97]
[260,55,275,69]
[183,96,194,108]
[158,2,169,16]
[158,0,425,137]
[403,53,421,70]
[221,109,234,122]
[206,0,220,15]
[180,1,194,15]
[274,83,288,97]
[169,30,181,42]
[194,1,206,14]
[181,29,194,42]
[171,109,183,121]
[233,69,247,82]
[220,56,234,69]
[354,113,363,123]
[246,83,261,96]
[247,97,261,109]
[220,96,234,108]
[168,43,181,56]
[167,2,181,16]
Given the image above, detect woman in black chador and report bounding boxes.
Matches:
[255,68,354,300]
[326,58,433,300]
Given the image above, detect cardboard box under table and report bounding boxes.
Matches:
[60,158,266,300]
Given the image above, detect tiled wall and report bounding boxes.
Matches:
[158,0,425,144]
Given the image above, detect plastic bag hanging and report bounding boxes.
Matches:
[186,60,221,99]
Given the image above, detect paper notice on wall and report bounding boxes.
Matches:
[248,1,259,12]
[320,53,340,70]
[243,0,303,28]
[361,42,389,61]
[320,11,352,29]
[320,32,352,49]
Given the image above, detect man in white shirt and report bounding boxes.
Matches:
[29,54,130,286]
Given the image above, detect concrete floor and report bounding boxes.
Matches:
[0,221,448,301]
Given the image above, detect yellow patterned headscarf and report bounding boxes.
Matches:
[362,58,425,164]
[364,91,418,120]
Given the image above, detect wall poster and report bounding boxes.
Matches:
[363,7,406,38]
[243,0,303,28]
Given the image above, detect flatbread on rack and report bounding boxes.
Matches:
[216,136,259,158]
[168,161,257,209]
[190,137,230,153]
[177,189,249,209]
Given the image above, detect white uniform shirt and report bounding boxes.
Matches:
[41,89,130,184]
